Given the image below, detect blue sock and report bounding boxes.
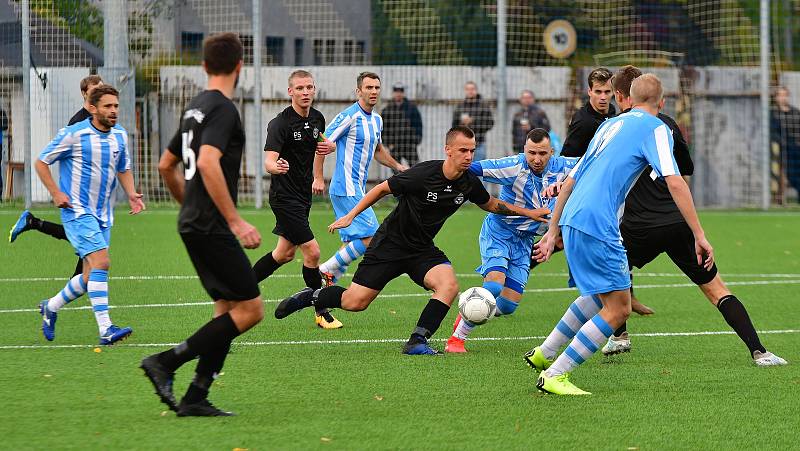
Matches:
[482,280,503,298]
[495,296,519,315]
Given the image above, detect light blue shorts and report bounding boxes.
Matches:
[331,194,379,242]
[563,225,630,296]
[63,214,111,258]
[475,218,535,291]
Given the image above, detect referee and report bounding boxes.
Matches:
[601,66,787,366]
[251,70,341,328]
[275,126,550,355]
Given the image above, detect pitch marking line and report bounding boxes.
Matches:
[0,329,797,350]
[2,279,799,314]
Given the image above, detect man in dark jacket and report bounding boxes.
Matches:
[561,67,616,157]
[382,83,423,168]
[452,81,494,161]
[512,90,550,153]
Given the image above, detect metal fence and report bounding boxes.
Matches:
[1,0,799,208]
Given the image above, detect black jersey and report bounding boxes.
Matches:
[377,160,490,251]
[264,106,325,207]
[622,112,694,229]
[561,101,616,157]
[68,107,91,126]
[166,90,245,235]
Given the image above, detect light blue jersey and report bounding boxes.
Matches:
[470,154,578,235]
[561,109,678,242]
[325,102,383,197]
[39,118,130,227]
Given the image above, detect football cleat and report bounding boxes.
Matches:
[140,354,178,411]
[9,210,32,243]
[444,336,467,353]
[753,351,788,366]
[402,338,442,355]
[99,325,132,345]
[39,300,57,341]
[315,309,343,329]
[536,372,591,395]
[601,332,631,356]
[275,288,314,319]
[320,271,336,288]
[523,346,553,372]
[177,398,235,417]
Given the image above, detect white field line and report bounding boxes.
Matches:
[0,329,797,350]
[2,279,800,314]
[3,272,800,284]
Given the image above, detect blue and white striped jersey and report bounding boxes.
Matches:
[324,102,383,197]
[39,118,130,227]
[561,109,679,242]
[470,153,578,235]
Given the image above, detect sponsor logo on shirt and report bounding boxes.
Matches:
[427,192,438,202]
[455,193,465,205]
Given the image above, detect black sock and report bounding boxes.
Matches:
[529,257,542,270]
[717,295,766,356]
[614,322,627,337]
[72,258,83,278]
[313,286,345,309]
[184,341,232,404]
[38,220,69,240]
[303,266,322,289]
[157,313,241,372]
[253,252,282,282]
[408,299,450,344]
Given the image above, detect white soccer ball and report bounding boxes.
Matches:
[458,287,497,325]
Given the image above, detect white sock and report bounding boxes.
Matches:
[547,314,614,376]
[47,275,87,312]
[541,295,602,359]
[321,240,367,275]
[452,314,475,340]
[88,269,112,334]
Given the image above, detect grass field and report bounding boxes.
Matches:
[1,205,799,450]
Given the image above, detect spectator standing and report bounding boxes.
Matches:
[512,90,551,153]
[382,83,423,168]
[452,81,494,161]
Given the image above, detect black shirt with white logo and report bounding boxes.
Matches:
[166,90,245,235]
[622,112,694,229]
[378,160,490,251]
[264,106,325,208]
[68,107,92,126]
[561,101,616,157]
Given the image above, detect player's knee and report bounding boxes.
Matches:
[343,297,370,311]
[274,249,294,263]
[90,256,110,270]
[303,247,321,264]
[437,279,460,301]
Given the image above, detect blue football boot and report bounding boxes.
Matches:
[99,325,133,345]
[39,300,57,341]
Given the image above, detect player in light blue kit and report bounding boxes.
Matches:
[35,85,145,345]
[529,74,714,395]
[445,128,575,353]
[313,72,407,294]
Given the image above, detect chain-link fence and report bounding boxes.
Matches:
[1,0,798,207]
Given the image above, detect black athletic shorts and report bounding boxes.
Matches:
[180,232,261,301]
[352,237,451,291]
[271,204,314,245]
[621,221,718,286]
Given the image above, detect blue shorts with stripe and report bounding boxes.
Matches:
[475,217,535,291]
[331,194,379,242]
[63,214,111,258]
[563,225,630,296]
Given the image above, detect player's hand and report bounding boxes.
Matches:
[128,192,146,215]
[312,178,325,195]
[526,207,550,223]
[396,163,409,172]
[534,230,558,263]
[230,218,261,249]
[543,181,563,198]
[695,236,714,270]
[268,158,289,175]
[328,215,353,233]
[316,140,336,155]
[53,191,72,209]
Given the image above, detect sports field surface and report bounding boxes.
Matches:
[2,205,798,450]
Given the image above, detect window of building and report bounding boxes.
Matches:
[313,39,323,65]
[294,38,304,65]
[180,32,204,58]
[240,34,254,64]
[325,39,335,64]
[266,36,284,65]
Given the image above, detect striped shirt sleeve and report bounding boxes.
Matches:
[324,111,353,143]
[473,155,522,185]
[642,123,679,177]
[116,130,131,172]
[39,127,75,165]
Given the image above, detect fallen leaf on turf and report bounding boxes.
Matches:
[374,395,384,401]
[321,437,332,443]
[233,448,249,451]
[628,447,639,450]
[43,374,51,378]
[160,411,168,417]
[389,310,396,314]
[93,347,101,353]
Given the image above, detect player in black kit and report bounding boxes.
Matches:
[275,126,550,355]
[140,33,266,417]
[594,66,787,366]
[250,70,342,329]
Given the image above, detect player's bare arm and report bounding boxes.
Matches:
[535,175,576,262]
[478,197,549,222]
[158,150,185,204]
[34,160,72,208]
[312,152,326,195]
[664,174,714,269]
[264,150,289,175]
[374,142,408,172]
[117,170,145,214]
[198,144,261,249]
[328,180,392,232]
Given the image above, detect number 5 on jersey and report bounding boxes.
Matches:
[182,130,196,180]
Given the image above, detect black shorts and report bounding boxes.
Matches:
[352,237,450,291]
[180,233,260,301]
[271,204,314,245]
[621,221,718,286]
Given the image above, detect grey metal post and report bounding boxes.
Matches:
[496,0,507,159]
[253,0,263,209]
[760,0,771,210]
[21,0,31,208]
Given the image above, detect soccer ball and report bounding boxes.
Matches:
[458,287,497,325]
